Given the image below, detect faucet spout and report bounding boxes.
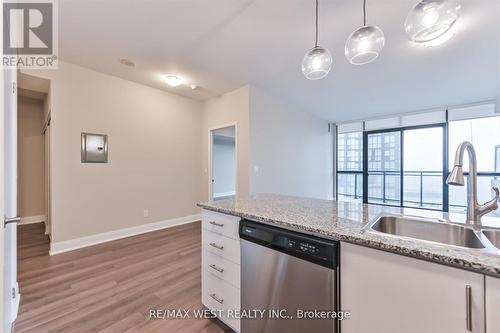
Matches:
[447,141,499,229]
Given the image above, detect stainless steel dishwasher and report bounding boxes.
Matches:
[239,219,339,333]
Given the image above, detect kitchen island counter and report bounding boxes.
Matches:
[198,194,500,277]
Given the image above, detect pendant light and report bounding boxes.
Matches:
[345,0,385,65]
[302,0,332,80]
[405,0,461,43]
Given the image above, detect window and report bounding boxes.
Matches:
[337,131,362,201]
[366,131,401,205]
[403,127,444,210]
[448,116,500,217]
[336,111,499,215]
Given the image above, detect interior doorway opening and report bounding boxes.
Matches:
[17,73,52,241]
[209,125,236,201]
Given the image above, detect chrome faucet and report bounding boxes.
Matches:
[447,141,499,229]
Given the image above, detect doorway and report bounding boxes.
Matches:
[17,73,51,239]
[209,125,237,200]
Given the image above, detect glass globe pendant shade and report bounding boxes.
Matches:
[405,0,461,42]
[301,46,333,80]
[345,25,385,65]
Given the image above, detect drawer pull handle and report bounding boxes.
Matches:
[209,221,224,227]
[209,242,224,250]
[465,285,472,331]
[209,264,224,273]
[209,293,224,304]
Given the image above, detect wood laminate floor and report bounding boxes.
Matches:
[14,222,231,333]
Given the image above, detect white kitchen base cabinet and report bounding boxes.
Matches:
[486,276,500,333]
[340,242,485,333]
[201,209,241,333]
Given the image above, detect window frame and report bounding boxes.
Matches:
[335,130,363,201]
[447,119,500,214]
[336,114,500,214]
[362,123,449,211]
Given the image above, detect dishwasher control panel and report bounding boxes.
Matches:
[285,238,325,258]
[239,219,338,268]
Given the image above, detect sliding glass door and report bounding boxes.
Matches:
[364,130,401,205]
[363,124,447,210]
[337,132,363,201]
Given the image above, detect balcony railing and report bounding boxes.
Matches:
[338,170,443,208]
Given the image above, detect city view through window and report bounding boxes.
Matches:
[337,116,500,217]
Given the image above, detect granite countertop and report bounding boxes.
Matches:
[197,194,500,277]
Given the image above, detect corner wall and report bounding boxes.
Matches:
[249,86,333,199]
[202,85,334,201]
[201,86,251,200]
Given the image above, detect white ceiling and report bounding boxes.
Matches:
[59,0,500,122]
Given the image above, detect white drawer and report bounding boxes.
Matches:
[202,249,240,289]
[202,229,240,265]
[202,270,240,332]
[202,209,241,240]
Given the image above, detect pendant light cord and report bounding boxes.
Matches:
[315,0,319,47]
[363,0,367,26]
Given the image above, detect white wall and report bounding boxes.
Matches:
[212,135,236,197]
[23,61,203,243]
[202,85,333,200]
[249,86,333,199]
[201,86,251,200]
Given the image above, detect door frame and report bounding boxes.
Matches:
[43,112,52,237]
[208,122,238,200]
[3,66,20,331]
[362,123,448,211]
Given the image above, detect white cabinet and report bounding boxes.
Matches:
[201,209,241,332]
[341,242,485,333]
[486,276,500,333]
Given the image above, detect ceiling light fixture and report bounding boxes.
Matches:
[119,59,135,67]
[163,74,184,87]
[345,0,385,65]
[301,0,332,80]
[405,0,461,43]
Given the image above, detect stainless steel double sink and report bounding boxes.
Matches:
[366,215,500,252]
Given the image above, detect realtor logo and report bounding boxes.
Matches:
[2,0,58,68]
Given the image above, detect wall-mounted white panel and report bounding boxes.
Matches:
[448,103,496,121]
[401,110,446,127]
[364,117,401,131]
[337,122,363,133]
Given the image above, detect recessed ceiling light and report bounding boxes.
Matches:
[190,84,198,90]
[119,58,135,67]
[163,74,184,87]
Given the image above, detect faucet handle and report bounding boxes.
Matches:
[492,186,500,206]
[486,186,499,210]
[476,186,499,219]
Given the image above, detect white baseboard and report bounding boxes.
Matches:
[20,215,45,225]
[49,214,201,256]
